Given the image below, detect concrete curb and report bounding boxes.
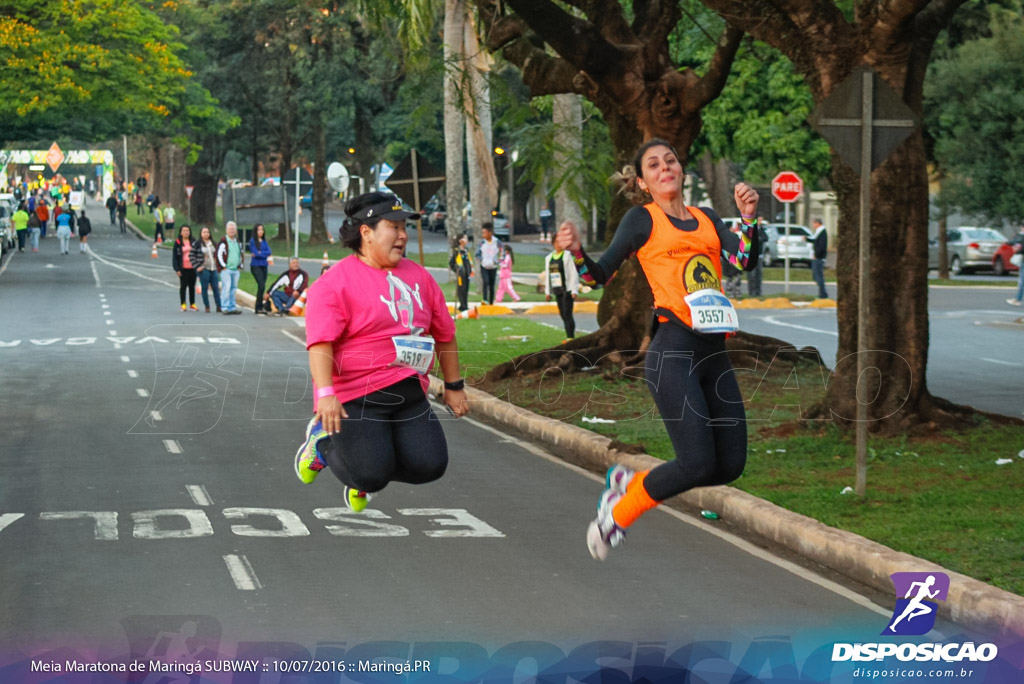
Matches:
[428,376,1024,640]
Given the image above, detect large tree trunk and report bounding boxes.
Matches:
[552,93,585,229]
[443,0,466,242]
[698,149,735,216]
[188,168,219,225]
[309,114,329,243]
[464,14,498,240]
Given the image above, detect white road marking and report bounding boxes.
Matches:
[0,513,25,534]
[127,369,138,378]
[980,357,1022,368]
[39,511,118,541]
[136,388,149,397]
[132,509,213,539]
[186,485,213,507]
[223,554,262,591]
[759,314,838,336]
[281,330,307,347]
[90,260,102,287]
[223,508,311,537]
[150,410,163,422]
[106,320,114,326]
[120,355,131,362]
[102,304,109,309]
[313,508,410,537]
[398,509,505,538]
[163,439,182,454]
[447,408,891,618]
[88,250,176,289]
[0,250,15,278]
[103,311,111,317]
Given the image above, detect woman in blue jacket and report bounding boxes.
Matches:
[249,224,273,314]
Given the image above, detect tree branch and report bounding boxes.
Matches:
[638,0,683,67]
[503,0,625,78]
[691,23,744,108]
[906,0,970,106]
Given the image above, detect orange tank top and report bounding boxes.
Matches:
[636,203,722,329]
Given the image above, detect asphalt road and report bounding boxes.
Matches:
[1,213,929,671]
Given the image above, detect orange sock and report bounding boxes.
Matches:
[612,470,658,528]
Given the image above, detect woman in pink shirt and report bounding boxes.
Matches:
[494,245,520,303]
[294,192,470,511]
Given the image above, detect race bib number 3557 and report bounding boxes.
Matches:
[684,289,739,334]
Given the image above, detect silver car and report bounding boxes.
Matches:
[0,205,13,254]
[761,223,814,267]
[928,226,1007,275]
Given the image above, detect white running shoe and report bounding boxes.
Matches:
[586,489,626,561]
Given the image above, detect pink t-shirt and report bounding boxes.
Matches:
[305,255,455,405]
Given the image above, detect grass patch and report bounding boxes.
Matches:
[928,278,1015,287]
[463,318,1024,596]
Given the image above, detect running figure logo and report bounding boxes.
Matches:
[380,271,424,333]
[884,572,949,635]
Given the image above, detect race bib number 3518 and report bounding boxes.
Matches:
[391,335,436,374]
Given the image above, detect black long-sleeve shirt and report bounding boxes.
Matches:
[577,205,761,287]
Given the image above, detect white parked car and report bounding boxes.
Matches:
[762,223,814,267]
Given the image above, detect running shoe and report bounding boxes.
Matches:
[181,303,187,311]
[343,486,371,512]
[586,489,626,561]
[605,465,635,495]
[190,303,198,311]
[293,416,328,484]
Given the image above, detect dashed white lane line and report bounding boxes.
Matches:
[980,357,1022,368]
[127,370,139,378]
[102,304,109,309]
[103,311,111,317]
[223,554,262,591]
[120,355,131,363]
[186,485,214,507]
[162,439,182,454]
[136,388,149,397]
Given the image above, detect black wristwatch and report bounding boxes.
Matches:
[444,378,465,391]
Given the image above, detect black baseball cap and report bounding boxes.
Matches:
[353,194,420,222]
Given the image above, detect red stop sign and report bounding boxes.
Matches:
[772,171,803,203]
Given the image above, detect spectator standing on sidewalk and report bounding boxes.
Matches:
[544,226,580,340]
[475,223,502,305]
[192,226,222,312]
[747,216,767,297]
[134,191,143,215]
[811,218,828,299]
[248,223,272,314]
[172,225,199,311]
[163,205,176,237]
[449,233,473,313]
[153,205,164,244]
[216,221,244,314]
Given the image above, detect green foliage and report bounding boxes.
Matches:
[0,0,191,143]
[926,12,1024,223]
[699,41,831,187]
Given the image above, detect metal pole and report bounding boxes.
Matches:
[294,177,301,260]
[412,149,424,266]
[855,71,874,497]
[784,202,791,293]
[507,155,515,241]
[123,135,128,187]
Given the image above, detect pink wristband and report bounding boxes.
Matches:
[316,386,336,399]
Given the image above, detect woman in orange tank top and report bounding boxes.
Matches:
[556,139,762,560]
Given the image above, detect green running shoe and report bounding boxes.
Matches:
[343,486,371,512]
[294,416,328,484]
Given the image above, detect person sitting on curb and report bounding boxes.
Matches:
[266,257,310,315]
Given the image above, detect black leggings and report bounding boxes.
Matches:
[251,266,268,311]
[323,376,448,493]
[179,269,197,305]
[555,291,575,338]
[642,322,747,501]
